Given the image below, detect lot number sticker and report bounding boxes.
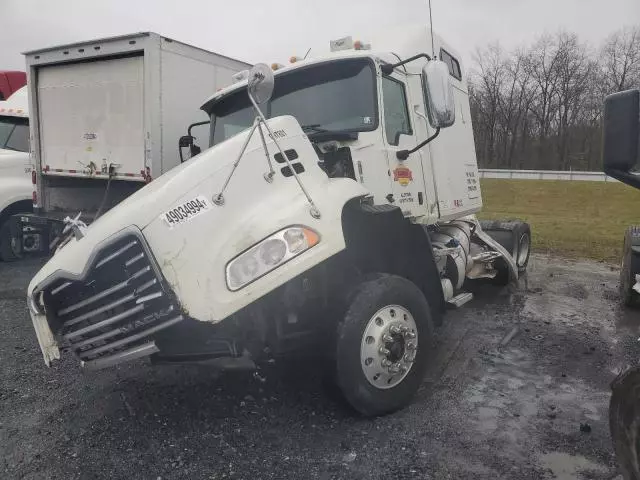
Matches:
[161,195,210,228]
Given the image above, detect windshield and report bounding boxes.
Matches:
[0,116,29,152]
[207,58,377,145]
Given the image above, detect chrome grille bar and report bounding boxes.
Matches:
[63,292,136,327]
[79,315,183,359]
[57,265,151,316]
[42,230,182,369]
[95,240,137,268]
[64,304,145,341]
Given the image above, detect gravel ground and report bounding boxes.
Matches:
[1,255,637,480]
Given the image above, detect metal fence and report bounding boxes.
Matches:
[478,169,618,182]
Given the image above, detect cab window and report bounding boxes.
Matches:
[381,77,412,146]
[440,49,462,81]
[0,116,29,152]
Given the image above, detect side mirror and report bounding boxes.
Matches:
[422,60,455,129]
[247,63,275,106]
[603,89,639,185]
[178,135,201,163]
[179,135,194,148]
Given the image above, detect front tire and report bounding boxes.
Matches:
[335,274,434,416]
[0,218,21,262]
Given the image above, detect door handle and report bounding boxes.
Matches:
[414,105,428,123]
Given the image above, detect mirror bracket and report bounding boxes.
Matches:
[396,128,440,160]
[381,53,432,75]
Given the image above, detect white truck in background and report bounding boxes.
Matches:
[26,26,531,416]
[0,85,32,260]
[12,32,249,257]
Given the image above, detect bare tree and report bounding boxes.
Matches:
[469,25,640,172]
[601,26,640,92]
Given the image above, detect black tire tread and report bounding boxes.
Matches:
[335,274,434,417]
[0,219,19,262]
[610,366,640,479]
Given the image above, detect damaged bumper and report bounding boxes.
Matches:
[28,227,185,370]
[28,306,61,366]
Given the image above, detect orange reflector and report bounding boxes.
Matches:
[271,63,280,70]
[289,56,298,63]
[354,40,363,50]
[302,228,320,248]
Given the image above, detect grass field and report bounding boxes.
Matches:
[478,179,640,263]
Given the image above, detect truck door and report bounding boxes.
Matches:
[381,73,429,219]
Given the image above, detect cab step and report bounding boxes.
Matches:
[447,292,474,308]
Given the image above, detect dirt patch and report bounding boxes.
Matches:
[0,254,633,479]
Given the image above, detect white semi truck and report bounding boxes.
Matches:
[12,32,249,257]
[0,85,32,260]
[26,27,531,416]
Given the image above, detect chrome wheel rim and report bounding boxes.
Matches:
[517,233,530,268]
[360,305,418,390]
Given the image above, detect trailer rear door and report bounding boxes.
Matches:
[37,56,145,180]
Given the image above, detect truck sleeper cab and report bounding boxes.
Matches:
[27,33,530,416]
[0,85,32,261]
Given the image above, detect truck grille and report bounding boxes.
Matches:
[41,230,183,369]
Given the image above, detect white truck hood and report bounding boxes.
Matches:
[27,115,371,366]
[28,116,368,311]
[29,117,290,288]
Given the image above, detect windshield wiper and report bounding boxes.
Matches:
[301,124,331,134]
[301,124,359,142]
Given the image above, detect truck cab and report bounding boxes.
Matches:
[26,29,529,417]
[201,39,480,224]
[0,85,32,260]
[0,71,26,101]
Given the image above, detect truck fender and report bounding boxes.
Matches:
[340,199,445,325]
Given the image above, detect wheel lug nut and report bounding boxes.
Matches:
[379,347,390,356]
[404,331,416,339]
[390,326,401,335]
[400,325,408,333]
[382,359,391,367]
[403,354,414,363]
[382,334,393,343]
[407,342,416,350]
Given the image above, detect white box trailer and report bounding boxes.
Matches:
[14,32,249,255]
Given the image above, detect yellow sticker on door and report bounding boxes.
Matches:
[393,166,413,187]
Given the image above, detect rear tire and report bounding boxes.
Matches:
[0,218,21,262]
[621,226,640,308]
[335,274,434,416]
[610,366,640,479]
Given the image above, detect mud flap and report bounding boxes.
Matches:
[467,216,519,282]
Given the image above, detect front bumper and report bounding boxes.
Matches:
[29,226,184,369]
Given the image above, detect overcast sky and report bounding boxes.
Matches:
[2,0,639,71]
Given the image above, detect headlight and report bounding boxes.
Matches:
[226,226,320,291]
